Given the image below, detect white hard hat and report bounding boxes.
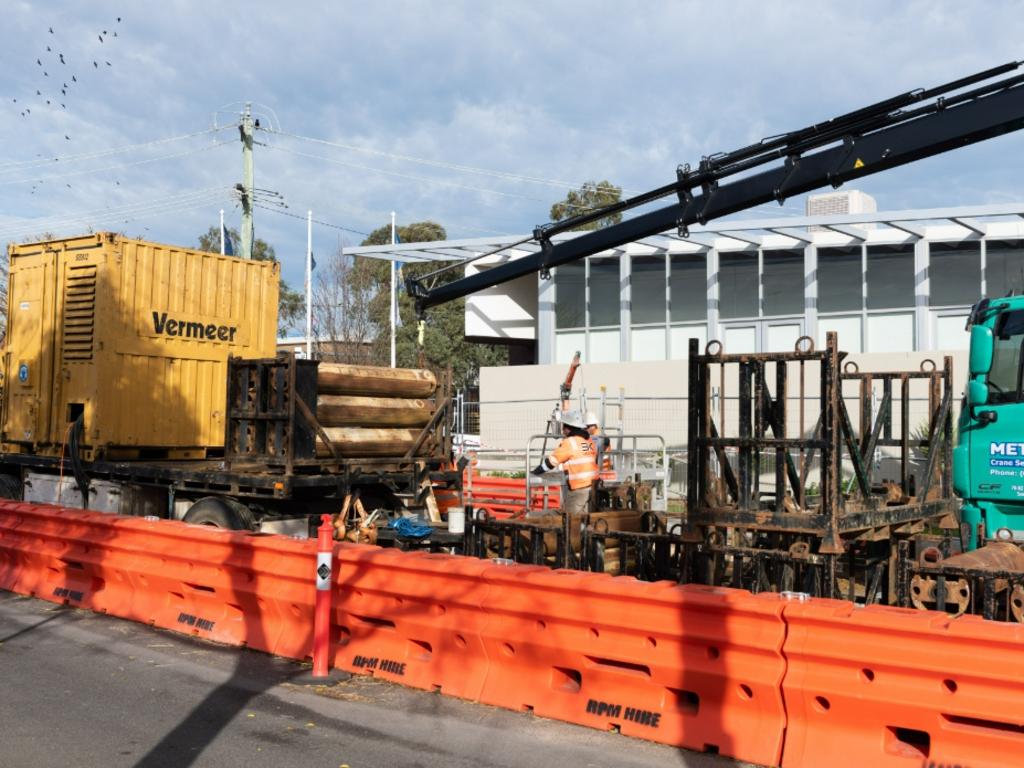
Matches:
[560,409,586,430]
[584,411,599,427]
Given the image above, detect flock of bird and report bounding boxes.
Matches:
[13,16,123,133]
[11,17,126,194]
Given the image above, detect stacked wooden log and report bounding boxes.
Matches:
[315,364,437,457]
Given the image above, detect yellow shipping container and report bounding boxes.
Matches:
[2,233,279,458]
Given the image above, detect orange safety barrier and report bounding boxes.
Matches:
[0,500,320,658]
[329,546,491,700]
[781,598,1024,768]
[0,502,137,618]
[476,567,789,767]
[461,471,562,518]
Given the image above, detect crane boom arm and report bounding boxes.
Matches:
[408,62,1024,313]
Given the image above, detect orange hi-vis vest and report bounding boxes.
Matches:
[588,428,614,476]
[548,435,599,490]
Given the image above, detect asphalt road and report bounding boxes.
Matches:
[0,591,745,768]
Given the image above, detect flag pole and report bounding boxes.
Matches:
[219,209,225,255]
[306,210,313,360]
[390,211,396,368]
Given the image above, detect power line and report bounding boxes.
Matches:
[266,127,592,192]
[264,126,807,219]
[266,131,803,222]
[0,126,231,174]
[265,144,547,203]
[252,203,369,237]
[0,141,233,187]
[0,186,232,240]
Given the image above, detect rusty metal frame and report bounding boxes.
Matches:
[464,511,566,567]
[684,331,956,597]
[896,540,1024,622]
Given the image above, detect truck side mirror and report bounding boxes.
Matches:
[967,379,989,408]
[969,325,994,376]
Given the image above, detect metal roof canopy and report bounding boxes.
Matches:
[345,201,1024,264]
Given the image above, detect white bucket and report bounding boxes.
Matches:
[447,506,465,534]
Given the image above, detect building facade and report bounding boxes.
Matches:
[345,197,1024,366]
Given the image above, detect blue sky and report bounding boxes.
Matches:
[2,0,1023,296]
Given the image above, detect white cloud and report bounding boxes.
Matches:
[1,0,1022,294]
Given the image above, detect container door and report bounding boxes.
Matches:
[3,253,58,444]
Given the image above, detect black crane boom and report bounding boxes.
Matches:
[408,62,1024,315]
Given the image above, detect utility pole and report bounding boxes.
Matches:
[306,210,313,360]
[239,103,255,260]
[390,211,396,368]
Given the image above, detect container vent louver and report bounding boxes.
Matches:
[62,265,97,361]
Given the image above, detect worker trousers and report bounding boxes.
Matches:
[563,485,592,515]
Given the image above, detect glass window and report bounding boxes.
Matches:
[818,247,862,313]
[589,329,620,362]
[669,324,707,358]
[669,253,706,322]
[588,257,620,327]
[988,309,1024,403]
[930,241,980,306]
[987,240,1024,299]
[631,327,666,361]
[867,312,914,352]
[867,244,914,310]
[556,331,585,364]
[818,315,862,353]
[718,251,758,319]
[555,263,585,329]
[630,255,665,325]
[763,250,804,316]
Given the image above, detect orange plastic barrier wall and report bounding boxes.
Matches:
[780,598,1024,768]
[6,500,1024,768]
[477,568,788,767]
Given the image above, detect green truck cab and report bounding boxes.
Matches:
[955,296,1024,549]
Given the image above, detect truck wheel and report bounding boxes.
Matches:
[183,497,255,530]
[0,474,21,500]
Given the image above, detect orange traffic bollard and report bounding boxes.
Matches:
[312,514,335,678]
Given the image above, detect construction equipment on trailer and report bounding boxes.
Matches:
[683,332,955,602]
[0,233,460,534]
[403,62,1024,618]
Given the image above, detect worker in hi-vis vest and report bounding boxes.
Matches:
[585,411,615,478]
[532,409,598,515]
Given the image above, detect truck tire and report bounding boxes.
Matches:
[0,473,21,500]
[183,497,255,530]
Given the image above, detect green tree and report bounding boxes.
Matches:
[197,226,304,336]
[549,180,623,230]
[356,221,508,386]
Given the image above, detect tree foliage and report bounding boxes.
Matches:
[549,180,623,230]
[307,220,507,386]
[197,226,303,336]
[311,246,377,365]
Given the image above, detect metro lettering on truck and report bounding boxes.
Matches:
[988,442,1024,469]
[152,311,238,342]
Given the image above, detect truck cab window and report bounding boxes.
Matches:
[988,310,1024,403]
